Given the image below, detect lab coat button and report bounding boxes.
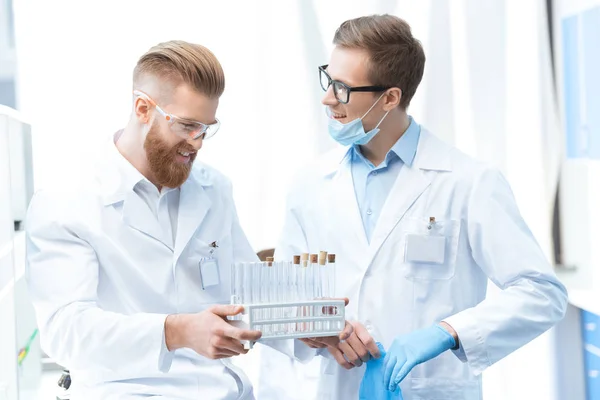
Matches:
[366,209,373,215]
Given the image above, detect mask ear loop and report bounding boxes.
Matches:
[361,91,393,130]
[360,91,387,120]
[374,109,391,130]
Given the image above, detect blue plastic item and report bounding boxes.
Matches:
[359,342,403,400]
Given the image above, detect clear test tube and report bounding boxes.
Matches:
[328,254,337,297]
[291,255,301,333]
[278,260,289,334]
[327,254,339,330]
[317,251,327,331]
[300,253,309,332]
[257,262,266,331]
[261,260,272,334]
[230,262,241,321]
[308,254,318,299]
[265,257,275,334]
[270,257,285,335]
[318,251,327,298]
[309,254,318,333]
[281,260,289,304]
[244,262,259,327]
[300,253,308,302]
[230,262,239,305]
[242,262,251,305]
[250,262,259,305]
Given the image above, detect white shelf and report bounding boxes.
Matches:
[556,268,600,315]
[567,288,600,316]
[0,231,26,302]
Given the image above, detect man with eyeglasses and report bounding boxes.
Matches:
[25,40,350,400]
[258,14,567,400]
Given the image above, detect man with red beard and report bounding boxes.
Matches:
[24,40,346,400]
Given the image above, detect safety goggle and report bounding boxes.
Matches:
[133,90,221,140]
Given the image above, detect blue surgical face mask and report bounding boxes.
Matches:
[327,92,390,146]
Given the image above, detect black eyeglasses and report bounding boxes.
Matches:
[319,64,390,104]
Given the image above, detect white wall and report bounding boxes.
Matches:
[0,0,16,80]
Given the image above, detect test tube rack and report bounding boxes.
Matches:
[228,299,346,349]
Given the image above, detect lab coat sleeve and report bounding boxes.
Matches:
[25,190,174,377]
[442,167,568,375]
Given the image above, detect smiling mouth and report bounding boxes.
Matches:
[330,110,347,119]
[175,149,197,164]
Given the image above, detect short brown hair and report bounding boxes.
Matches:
[133,40,225,98]
[333,14,425,109]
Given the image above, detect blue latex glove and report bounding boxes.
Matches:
[359,343,403,400]
[384,325,456,392]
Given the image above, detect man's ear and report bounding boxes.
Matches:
[134,96,153,124]
[382,88,402,111]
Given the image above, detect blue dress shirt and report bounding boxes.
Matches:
[350,116,421,242]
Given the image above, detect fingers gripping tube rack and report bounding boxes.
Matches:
[228,252,344,349]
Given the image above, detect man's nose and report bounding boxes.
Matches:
[186,136,203,151]
[321,85,338,106]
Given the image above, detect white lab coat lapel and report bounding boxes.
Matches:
[121,190,173,250]
[368,167,430,257]
[174,168,212,263]
[368,130,452,260]
[97,138,173,251]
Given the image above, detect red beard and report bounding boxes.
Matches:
[143,124,197,188]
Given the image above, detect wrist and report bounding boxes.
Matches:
[165,314,187,351]
[438,321,459,350]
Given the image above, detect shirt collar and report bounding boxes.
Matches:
[347,115,421,168]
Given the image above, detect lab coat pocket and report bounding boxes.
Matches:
[408,378,480,399]
[402,217,460,280]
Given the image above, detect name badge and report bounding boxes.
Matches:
[405,234,446,264]
[199,258,220,289]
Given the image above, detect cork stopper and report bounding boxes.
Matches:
[301,253,309,267]
[293,255,301,265]
[328,254,336,263]
[266,256,274,267]
[310,254,318,264]
[319,251,328,266]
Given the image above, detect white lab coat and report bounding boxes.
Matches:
[258,128,568,400]
[25,139,302,400]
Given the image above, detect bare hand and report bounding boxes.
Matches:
[299,320,354,348]
[165,305,262,359]
[326,321,380,369]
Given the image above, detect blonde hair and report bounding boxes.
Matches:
[333,14,425,109]
[133,40,225,98]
